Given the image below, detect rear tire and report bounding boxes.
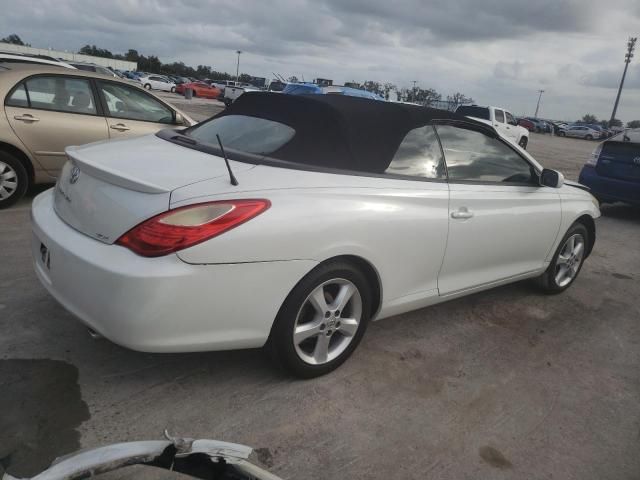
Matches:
[267,261,372,378]
[170,87,176,93]
[518,137,528,149]
[533,223,589,294]
[558,131,565,137]
[585,134,593,140]
[0,151,29,209]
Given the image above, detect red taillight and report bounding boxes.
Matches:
[116,199,270,257]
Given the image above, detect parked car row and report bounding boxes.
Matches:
[517,116,616,141]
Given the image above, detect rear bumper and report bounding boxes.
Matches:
[31,190,317,353]
[579,165,640,206]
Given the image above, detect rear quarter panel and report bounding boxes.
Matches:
[172,166,451,305]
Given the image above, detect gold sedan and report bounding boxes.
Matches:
[0,63,194,208]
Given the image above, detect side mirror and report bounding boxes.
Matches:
[540,168,564,188]
[175,112,187,126]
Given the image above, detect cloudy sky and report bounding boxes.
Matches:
[1,0,639,121]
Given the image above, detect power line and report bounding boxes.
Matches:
[609,37,636,125]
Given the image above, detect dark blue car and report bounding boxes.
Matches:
[579,129,640,206]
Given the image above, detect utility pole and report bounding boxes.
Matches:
[609,37,636,126]
[534,89,544,118]
[235,50,242,82]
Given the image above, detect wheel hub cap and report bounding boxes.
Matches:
[0,161,18,200]
[293,278,362,365]
[554,234,585,287]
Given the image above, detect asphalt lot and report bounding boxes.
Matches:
[1,101,639,480]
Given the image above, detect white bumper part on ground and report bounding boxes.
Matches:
[31,189,317,352]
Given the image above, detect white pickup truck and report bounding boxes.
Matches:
[222,84,261,107]
[456,105,529,149]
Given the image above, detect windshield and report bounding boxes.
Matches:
[188,114,295,154]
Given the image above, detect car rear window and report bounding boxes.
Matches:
[456,106,490,120]
[188,115,296,155]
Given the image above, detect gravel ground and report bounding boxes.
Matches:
[526,133,595,180]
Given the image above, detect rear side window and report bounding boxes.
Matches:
[5,84,29,107]
[22,76,97,114]
[188,115,295,154]
[436,125,535,184]
[386,125,445,179]
[456,106,490,120]
[494,109,505,123]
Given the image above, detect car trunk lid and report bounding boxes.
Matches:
[54,133,255,244]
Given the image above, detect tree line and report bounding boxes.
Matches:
[77,44,475,108]
[578,114,640,129]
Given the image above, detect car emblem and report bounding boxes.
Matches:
[69,166,80,184]
[633,157,640,166]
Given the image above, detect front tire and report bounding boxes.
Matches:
[144,83,151,90]
[558,131,565,137]
[533,223,589,294]
[267,261,372,378]
[0,151,28,209]
[585,134,593,140]
[170,87,176,93]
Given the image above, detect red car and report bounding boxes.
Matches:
[176,81,222,99]
[518,118,535,131]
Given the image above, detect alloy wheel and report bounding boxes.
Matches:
[0,161,18,200]
[555,234,585,287]
[293,278,362,365]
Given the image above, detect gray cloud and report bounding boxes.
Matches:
[580,64,640,89]
[1,0,639,120]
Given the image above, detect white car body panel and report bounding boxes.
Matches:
[438,183,561,294]
[33,190,317,352]
[31,129,600,353]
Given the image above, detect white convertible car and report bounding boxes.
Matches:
[31,93,600,377]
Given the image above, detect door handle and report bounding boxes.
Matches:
[451,207,474,219]
[110,123,130,131]
[14,114,40,122]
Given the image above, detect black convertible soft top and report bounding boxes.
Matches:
[174,92,496,174]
